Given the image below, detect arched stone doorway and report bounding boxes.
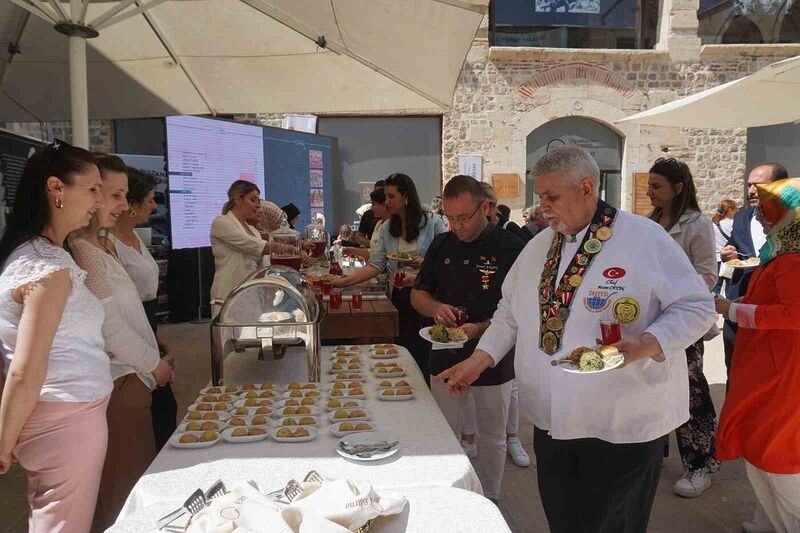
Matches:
[526,116,624,208]
[721,15,765,43]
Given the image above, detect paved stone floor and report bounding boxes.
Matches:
[1,318,756,532]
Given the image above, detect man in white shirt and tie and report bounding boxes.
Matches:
[435,146,717,532]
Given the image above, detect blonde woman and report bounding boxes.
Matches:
[0,142,109,533]
[69,154,173,530]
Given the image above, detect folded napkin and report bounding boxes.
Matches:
[185,479,407,533]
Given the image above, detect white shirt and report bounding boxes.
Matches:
[713,218,734,260]
[71,239,160,390]
[751,215,767,255]
[0,239,111,402]
[477,210,717,444]
[110,232,160,301]
[210,212,266,315]
[369,219,386,257]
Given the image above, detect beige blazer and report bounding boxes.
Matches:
[210,211,266,315]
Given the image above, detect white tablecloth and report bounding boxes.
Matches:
[108,487,510,533]
[114,345,483,529]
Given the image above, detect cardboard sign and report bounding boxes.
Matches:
[633,172,652,216]
[492,173,520,198]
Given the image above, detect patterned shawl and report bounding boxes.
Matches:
[756,177,800,266]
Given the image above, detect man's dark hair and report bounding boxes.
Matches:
[374,180,386,190]
[497,204,511,220]
[753,162,789,182]
[369,188,385,203]
[442,174,485,202]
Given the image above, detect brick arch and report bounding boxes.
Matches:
[518,63,637,99]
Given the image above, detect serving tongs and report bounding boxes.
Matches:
[157,479,226,530]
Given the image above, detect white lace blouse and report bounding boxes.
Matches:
[109,232,159,302]
[0,238,111,402]
[71,238,159,390]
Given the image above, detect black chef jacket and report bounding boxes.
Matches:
[414,223,525,386]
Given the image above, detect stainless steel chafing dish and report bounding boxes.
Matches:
[210,265,322,385]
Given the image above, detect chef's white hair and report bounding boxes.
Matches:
[532,145,599,188]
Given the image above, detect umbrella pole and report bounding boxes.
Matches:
[68,0,89,148]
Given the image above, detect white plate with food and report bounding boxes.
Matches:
[271,426,318,443]
[333,345,363,352]
[323,399,366,412]
[169,431,221,449]
[330,357,363,367]
[282,389,323,400]
[285,382,320,391]
[387,252,415,263]
[328,381,366,391]
[331,373,364,381]
[328,364,363,374]
[277,398,319,408]
[372,368,406,378]
[239,390,281,401]
[336,431,399,462]
[329,408,371,423]
[226,415,271,427]
[274,416,319,428]
[377,388,415,401]
[369,352,399,360]
[725,257,760,269]
[554,346,625,374]
[178,421,225,433]
[376,379,411,389]
[196,393,239,403]
[187,402,233,413]
[230,406,274,417]
[200,385,242,395]
[327,389,366,399]
[221,427,269,443]
[183,411,231,422]
[330,422,376,437]
[419,325,467,348]
[233,398,276,409]
[272,406,320,418]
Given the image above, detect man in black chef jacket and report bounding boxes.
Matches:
[411,174,525,503]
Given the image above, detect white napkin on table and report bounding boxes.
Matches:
[186,482,292,533]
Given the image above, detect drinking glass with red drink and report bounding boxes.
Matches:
[454,306,469,326]
[351,289,363,310]
[600,319,621,345]
[322,279,333,297]
[393,271,407,288]
[271,255,302,270]
[311,241,326,258]
[330,289,343,310]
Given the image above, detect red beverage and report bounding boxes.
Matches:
[330,289,342,310]
[271,255,302,270]
[454,307,469,326]
[600,320,621,345]
[393,271,407,288]
[351,291,363,310]
[311,279,323,289]
[322,280,333,297]
[329,261,343,276]
[311,241,326,258]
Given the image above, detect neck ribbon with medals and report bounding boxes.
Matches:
[539,200,618,355]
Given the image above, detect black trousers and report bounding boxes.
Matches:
[143,299,178,451]
[723,319,737,381]
[533,426,665,533]
[390,287,430,386]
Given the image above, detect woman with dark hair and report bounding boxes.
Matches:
[333,173,447,382]
[68,154,173,529]
[711,199,737,295]
[647,157,720,498]
[0,142,110,532]
[109,167,177,451]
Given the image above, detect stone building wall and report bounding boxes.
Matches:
[2,120,114,153]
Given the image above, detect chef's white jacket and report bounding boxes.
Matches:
[477,210,717,444]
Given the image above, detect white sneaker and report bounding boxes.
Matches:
[673,470,712,498]
[742,521,775,533]
[506,437,531,467]
[461,440,478,459]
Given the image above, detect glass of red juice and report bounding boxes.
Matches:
[272,255,302,270]
[454,306,469,326]
[312,241,326,258]
[322,279,333,297]
[351,289,363,310]
[600,319,621,345]
[330,289,343,310]
[393,271,406,288]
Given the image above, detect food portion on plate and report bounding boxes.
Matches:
[428,324,467,344]
[378,387,415,400]
[387,252,413,262]
[559,345,624,373]
[331,422,375,436]
[272,426,318,442]
[725,257,760,268]
[171,430,220,448]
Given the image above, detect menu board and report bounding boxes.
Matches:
[166,116,265,249]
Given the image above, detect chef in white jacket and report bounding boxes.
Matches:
[435,146,717,533]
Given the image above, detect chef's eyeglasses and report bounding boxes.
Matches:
[445,202,483,225]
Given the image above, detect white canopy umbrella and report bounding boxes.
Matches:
[0,0,487,147]
[617,54,800,129]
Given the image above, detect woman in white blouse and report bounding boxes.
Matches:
[69,154,173,530]
[0,142,109,533]
[109,167,176,451]
[647,157,719,499]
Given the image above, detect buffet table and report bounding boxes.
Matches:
[114,345,487,531]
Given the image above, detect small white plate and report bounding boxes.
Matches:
[169,431,220,449]
[372,369,406,378]
[327,382,366,393]
[274,415,320,428]
[333,345,363,353]
[221,427,269,443]
[238,390,281,400]
[725,257,760,269]
[182,411,231,423]
[276,398,319,408]
[369,352,400,359]
[271,406,321,418]
[282,390,323,400]
[377,389,415,401]
[327,390,366,400]
[271,426,319,443]
[328,365,363,374]
[178,421,225,433]
[330,423,376,437]
[560,354,625,374]
[418,327,466,348]
[187,402,233,413]
[233,398,275,409]
[336,431,399,461]
[376,379,412,389]
[330,373,364,381]
[284,382,321,391]
[229,406,275,417]
[323,399,366,412]
[200,386,242,395]
[226,415,271,427]
[328,409,371,423]
[195,393,239,403]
